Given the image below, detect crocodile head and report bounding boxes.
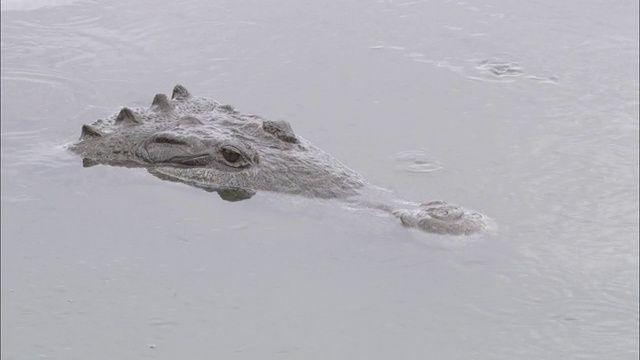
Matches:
[70,85,366,199]
[69,85,489,235]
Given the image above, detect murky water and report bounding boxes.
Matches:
[1,0,638,358]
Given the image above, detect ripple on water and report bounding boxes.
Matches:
[1,67,94,89]
[394,149,444,173]
[1,128,78,203]
[1,129,75,171]
[474,59,523,76]
[460,248,639,358]
[463,58,524,83]
[0,64,101,133]
[0,6,156,124]
[504,115,640,356]
[1,3,156,78]
[0,0,88,12]
[370,42,559,85]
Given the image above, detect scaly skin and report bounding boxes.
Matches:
[69,85,489,235]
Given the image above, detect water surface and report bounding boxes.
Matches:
[1,0,638,358]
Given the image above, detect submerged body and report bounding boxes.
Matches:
[69,85,488,235]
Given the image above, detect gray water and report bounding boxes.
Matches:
[1,0,638,358]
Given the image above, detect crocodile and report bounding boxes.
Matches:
[68,85,489,235]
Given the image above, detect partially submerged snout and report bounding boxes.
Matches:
[393,200,488,236]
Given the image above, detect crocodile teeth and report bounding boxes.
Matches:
[172,84,191,100]
[151,93,173,111]
[80,124,104,139]
[115,107,141,125]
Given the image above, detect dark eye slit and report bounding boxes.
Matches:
[154,136,186,145]
[175,156,210,166]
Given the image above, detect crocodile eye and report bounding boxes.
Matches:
[221,147,241,163]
